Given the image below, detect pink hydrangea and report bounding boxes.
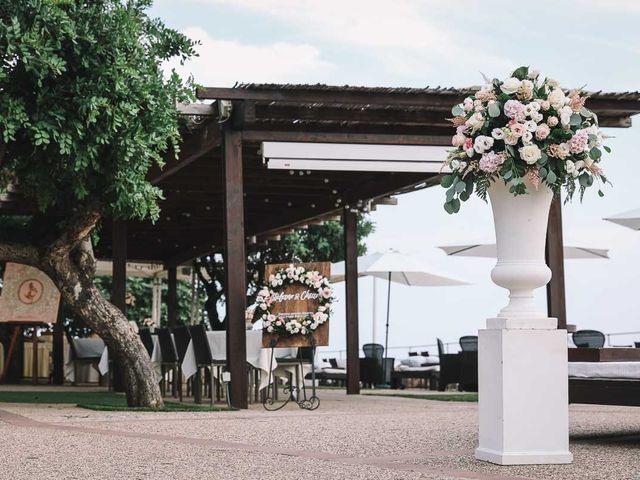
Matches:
[568,129,589,154]
[503,99,526,122]
[479,151,504,173]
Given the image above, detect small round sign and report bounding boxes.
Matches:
[17,279,44,305]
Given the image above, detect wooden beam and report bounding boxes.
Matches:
[111,219,127,392]
[51,305,65,385]
[148,121,221,185]
[223,127,249,409]
[545,197,567,329]
[198,86,468,108]
[343,207,360,395]
[167,266,177,328]
[243,130,451,146]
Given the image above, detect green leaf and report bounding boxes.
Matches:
[488,102,501,118]
[451,104,464,116]
[603,145,611,154]
[598,189,604,197]
[570,114,582,126]
[444,202,455,214]
[440,174,455,188]
[589,147,602,160]
[460,191,470,202]
[446,187,456,202]
[580,107,593,118]
[511,66,528,80]
[465,181,474,196]
[503,170,513,180]
[538,152,548,166]
[450,198,461,213]
[539,167,548,178]
[546,171,557,184]
[455,181,466,194]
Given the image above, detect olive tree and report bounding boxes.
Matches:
[0,0,196,407]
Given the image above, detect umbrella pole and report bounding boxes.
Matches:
[384,271,391,358]
[372,277,377,344]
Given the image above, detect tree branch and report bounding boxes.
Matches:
[46,202,102,259]
[0,241,40,267]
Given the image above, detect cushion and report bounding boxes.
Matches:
[336,358,347,369]
[400,356,439,367]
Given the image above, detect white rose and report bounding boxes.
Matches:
[518,144,542,164]
[501,77,522,95]
[450,159,461,170]
[473,135,494,154]
[524,120,538,132]
[559,105,573,126]
[522,131,533,143]
[547,77,560,88]
[548,89,567,110]
[491,128,504,140]
[565,160,578,177]
[466,112,485,132]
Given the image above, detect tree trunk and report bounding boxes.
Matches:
[0,214,164,408]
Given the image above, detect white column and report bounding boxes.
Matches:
[475,319,572,465]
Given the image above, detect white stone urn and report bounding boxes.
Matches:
[488,178,553,324]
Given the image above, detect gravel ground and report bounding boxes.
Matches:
[1,389,639,480]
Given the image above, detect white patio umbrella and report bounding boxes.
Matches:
[439,243,609,259]
[604,208,640,231]
[331,250,469,357]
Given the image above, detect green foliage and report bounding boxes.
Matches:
[0,0,196,221]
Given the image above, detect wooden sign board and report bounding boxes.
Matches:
[262,262,330,348]
[0,263,61,324]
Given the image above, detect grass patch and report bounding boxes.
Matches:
[364,393,478,402]
[0,391,230,412]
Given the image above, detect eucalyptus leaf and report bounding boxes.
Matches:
[570,113,582,126]
[450,198,461,213]
[460,191,470,202]
[440,174,455,188]
[444,202,454,214]
[603,145,611,153]
[546,171,557,184]
[580,107,593,118]
[446,187,456,202]
[511,66,528,80]
[451,104,464,116]
[488,102,501,118]
[539,167,548,178]
[455,181,466,194]
[590,147,602,160]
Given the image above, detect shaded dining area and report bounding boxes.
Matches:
[2,83,639,410]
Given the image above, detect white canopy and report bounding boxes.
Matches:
[95,261,192,280]
[331,250,469,286]
[604,208,640,231]
[438,243,609,260]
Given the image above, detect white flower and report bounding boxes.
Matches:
[267,326,274,333]
[565,160,578,177]
[522,131,533,143]
[501,77,522,95]
[518,144,542,164]
[547,116,559,127]
[466,112,485,132]
[532,112,544,123]
[473,135,494,154]
[548,89,567,110]
[450,159,461,170]
[559,105,573,126]
[459,161,468,170]
[547,77,560,88]
[524,120,538,132]
[491,128,504,140]
[528,69,541,79]
[463,97,474,112]
[575,160,585,171]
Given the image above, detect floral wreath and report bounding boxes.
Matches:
[255,264,334,337]
[442,66,610,214]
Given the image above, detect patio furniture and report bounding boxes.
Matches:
[139,329,155,357]
[459,336,478,352]
[172,326,192,398]
[572,330,605,348]
[65,333,108,386]
[360,343,385,387]
[188,324,224,405]
[437,338,460,391]
[157,328,180,400]
[569,360,640,406]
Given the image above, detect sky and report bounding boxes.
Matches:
[151,0,640,357]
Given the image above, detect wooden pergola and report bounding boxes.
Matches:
[3,83,639,408]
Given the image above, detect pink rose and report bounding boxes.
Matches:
[463,138,473,151]
[510,123,526,137]
[452,133,466,147]
[535,124,550,141]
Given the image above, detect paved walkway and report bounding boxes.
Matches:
[1,390,639,479]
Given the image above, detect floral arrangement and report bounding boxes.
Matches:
[141,317,156,329]
[441,66,610,213]
[255,264,334,337]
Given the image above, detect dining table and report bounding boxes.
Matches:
[65,337,109,382]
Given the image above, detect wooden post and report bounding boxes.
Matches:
[343,208,360,394]
[52,306,65,385]
[223,127,248,409]
[111,219,127,391]
[167,266,177,328]
[545,197,567,329]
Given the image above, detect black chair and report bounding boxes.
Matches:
[188,325,225,405]
[437,338,461,391]
[420,351,430,357]
[157,328,180,400]
[360,343,385,387]
[408,351,418,357]
[635,342,640,349]
[171,326,192,399]
[139,329,154,357]
[459,336,478,352]
[572,330,605,348]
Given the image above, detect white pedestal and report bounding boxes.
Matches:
[475,320,573,465]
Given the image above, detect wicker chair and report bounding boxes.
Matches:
[459,335,478,352]
[572,330,605,348]
[138,329,155,358]
[437,338,461,391]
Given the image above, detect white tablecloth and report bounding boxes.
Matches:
[149,334,164,380]
[65,338,109,382]
[181,330,298,390]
